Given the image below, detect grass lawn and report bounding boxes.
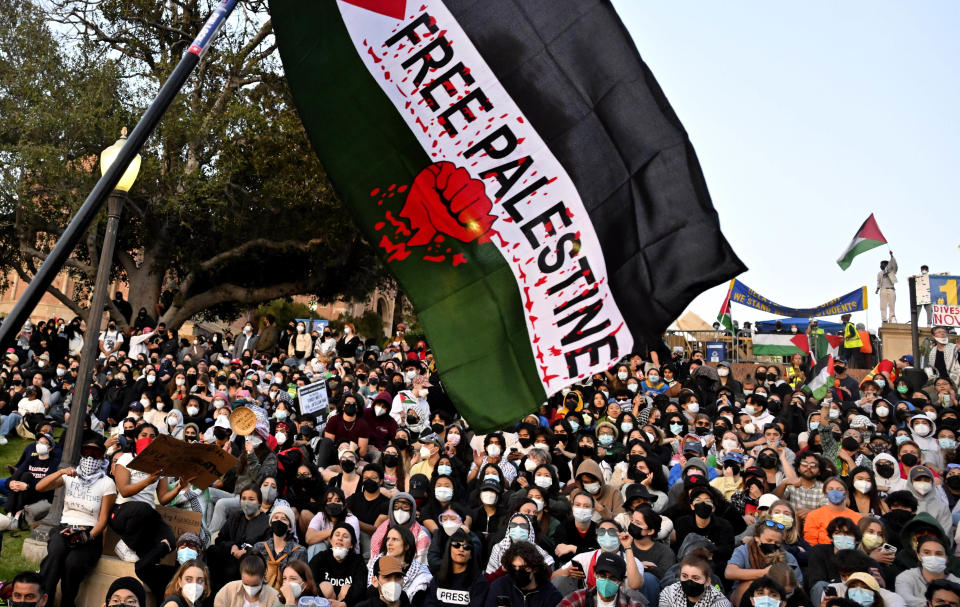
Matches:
[0,434,44,581]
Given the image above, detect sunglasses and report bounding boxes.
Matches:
[596,528,619,537]
[450,541,470,550]
[761,519,785,531]
[80,447,105,459]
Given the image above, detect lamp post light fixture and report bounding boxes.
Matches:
[27,129,140,551]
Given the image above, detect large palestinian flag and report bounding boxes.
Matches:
[837,213,887,270]
[271,0,745,431]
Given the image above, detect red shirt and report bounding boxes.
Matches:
[324,414,369,444]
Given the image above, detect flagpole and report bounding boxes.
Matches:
[0,0,239,351]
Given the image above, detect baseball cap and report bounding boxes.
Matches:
[757,494,778,510]
[408,473,430,498]
[479,478,502,494]
[377,555,404,577]
[594,552,627,579]
[900,354,915,365]
[845,572,880,592]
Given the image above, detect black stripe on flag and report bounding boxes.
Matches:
[446,0,746,341]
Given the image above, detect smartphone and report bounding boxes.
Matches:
[882,543,897,553]
[824,586,838,598]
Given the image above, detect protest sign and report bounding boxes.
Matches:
[933,305,960,327]
[298,378,330,419]
[127,434,238,490]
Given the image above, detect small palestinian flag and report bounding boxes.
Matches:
[802,355,836,401]
[717,280,735,333]
[837,213,887,270]
[752,334,812,357]
[271,0,745,431]
[811,333,843,363]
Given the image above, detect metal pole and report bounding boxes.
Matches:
[909,275,921,365]
[32,195,124,542]
[0,0,238,353]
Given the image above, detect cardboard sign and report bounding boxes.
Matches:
[127,434,238,490]
[103,506,202,565]
[298,378,330,418]
[933,304,960,327]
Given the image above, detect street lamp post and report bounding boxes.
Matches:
[28,130,140,547]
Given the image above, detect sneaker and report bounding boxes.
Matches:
[0,437,7,446]
[0,514,13,532]
[114,539,139,563]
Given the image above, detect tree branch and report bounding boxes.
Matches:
[20,245,95,276]
[13,264,86,320]
[162,277,319,329]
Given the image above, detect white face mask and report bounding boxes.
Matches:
[167,416,178,427]
[176,378,186,386]
[743,423,756,435]
[374,405,387,417]
[331,547,349,560]
[531,498,545,511]
[573,507,593,523]
[441,520,461,536]
[914,480,933,495]
[419,446,432,459]
[914,424,932,437]
[140,398,151,408]
[853,479,872,494]
[722,439,739,451]
[936,337,950,345]
[275,432,287,445]
[583,482,601,494]
[182,582,204,603]
[418,389,429,398]
[380,581,402,603]
[393,509,411,524]
[36,443,50,456]
[626,384,638,393]
[687,403,700,414]
[486,444,501,457]
[480,491,498,506]
[242,584,262,598]
[617,372,628,381]
[875,406,889,418]
[524,459,538,472]
[534,476,552,489]
[187,406,199,417]
[828,409,840,419]
[146,375,156,384]
[717,367,730,377]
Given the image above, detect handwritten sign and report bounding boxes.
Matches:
[298,378,330,418]
[933,304,960,327]
[103,506,202,565]
[127,434,238,490]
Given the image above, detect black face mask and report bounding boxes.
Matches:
[681,579,705,598]
[343,403,358,417]
[875,464,895,479]
[841,437,860,452]
[214,427,230,441]
[325,502,344,518]
[341,460,356,474]
[693,502,713,518]
[835,366,847,375]
[392,382,405,392]
[578,444,595,458]
[947,476,960,491]
[901,453,919,467]
[406,415,420,426]
[509,568,531,587]
[758,542,780,555]
[758,455,778,469]
[382,454,399,467]
[395,438,408,450]
[271,520,289,537]
[694,426,711,437]
[628,523,646,540]
[518,437,533,448]
[123,429,136,439]
[767,401,782,415]
[10,600,40,607]
[882,509,913,527]
[431,423,445,435]
[363,479,380,494]
[755,372,767,383]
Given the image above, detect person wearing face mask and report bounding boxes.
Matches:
[906,415,942,468]
[671,486,735,568]
[468,433,518,487]
[364,392,400,454]
[423,528,487,607]
[552,518,645,600]
[803,478,862,545]
[207,487,271,588]
[573,459,623,519]
[639,369,667,397]
[335,323,361,361]
[658,556,731,607]
[345,464,390,541]
[926,327,960,388]
[487,512,556,574]
[410,435,443,479]
[285,322,313,368]
[308,522,367,607]
[322,395,370,463]
[1,432,59,528]
[368,494,432,565]
[896,537,960,607]
[595,421,624,464]
[556,551,647,607]
[161,560,211,607]
[34,433,114,607]
[357,554,415,607]
[251,505,307,590]
[212,554,279,607]
[726,520,803,604]
[904,467,954,535]
[483,541,562,607]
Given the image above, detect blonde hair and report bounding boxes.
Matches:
[760,499,800,544]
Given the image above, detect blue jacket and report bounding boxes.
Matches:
[483,575,563,607]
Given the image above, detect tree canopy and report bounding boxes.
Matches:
[0,0,384,330]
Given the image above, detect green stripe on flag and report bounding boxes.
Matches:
[837,237,884,270]
[752,335,806,357]
[272,1,544,432]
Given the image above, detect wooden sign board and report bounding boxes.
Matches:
[127,434,238,490]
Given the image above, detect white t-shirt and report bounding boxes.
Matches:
[62,475,117,527]
[115,453,157,505]
[99,330,125,356]
[17,397,45,415]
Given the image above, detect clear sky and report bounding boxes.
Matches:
[611,1,959,330]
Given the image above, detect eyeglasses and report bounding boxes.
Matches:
[450,542,470,550]
[596,528,619,537]
[507,523,529,530]
[761,519,785,531]
[108,600,140,607]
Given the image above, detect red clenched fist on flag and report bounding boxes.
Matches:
[400,162,496,247]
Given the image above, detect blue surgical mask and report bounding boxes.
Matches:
[753,596,780,607]
[940,438,957,450]
[508,526,530,543]
[568,420,580,433]
[848,588,875,607]
[597,533,620,552]
[826,489,846,505]
[670,423,683,436]
[484,474,499,483]
[833,534,855,550]
[177,547,198,564]
[875,379,886,389]
[598,435,614,447]
[895,435,910,445]
[437,464,453,477]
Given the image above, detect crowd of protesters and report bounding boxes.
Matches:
[1,303,960,607]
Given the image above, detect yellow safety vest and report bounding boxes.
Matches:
[843,322,863,349]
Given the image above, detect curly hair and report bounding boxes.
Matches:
[501,540,549,586]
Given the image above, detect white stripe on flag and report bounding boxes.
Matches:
[337,1,632,391]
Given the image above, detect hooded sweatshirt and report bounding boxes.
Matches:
[368,492,431,564]
[908,414,942,470]
[873,452,900,494]
[894,512,960,576]
[485,513,555,573]
[906,466,952,535]
[573,459,623,518]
